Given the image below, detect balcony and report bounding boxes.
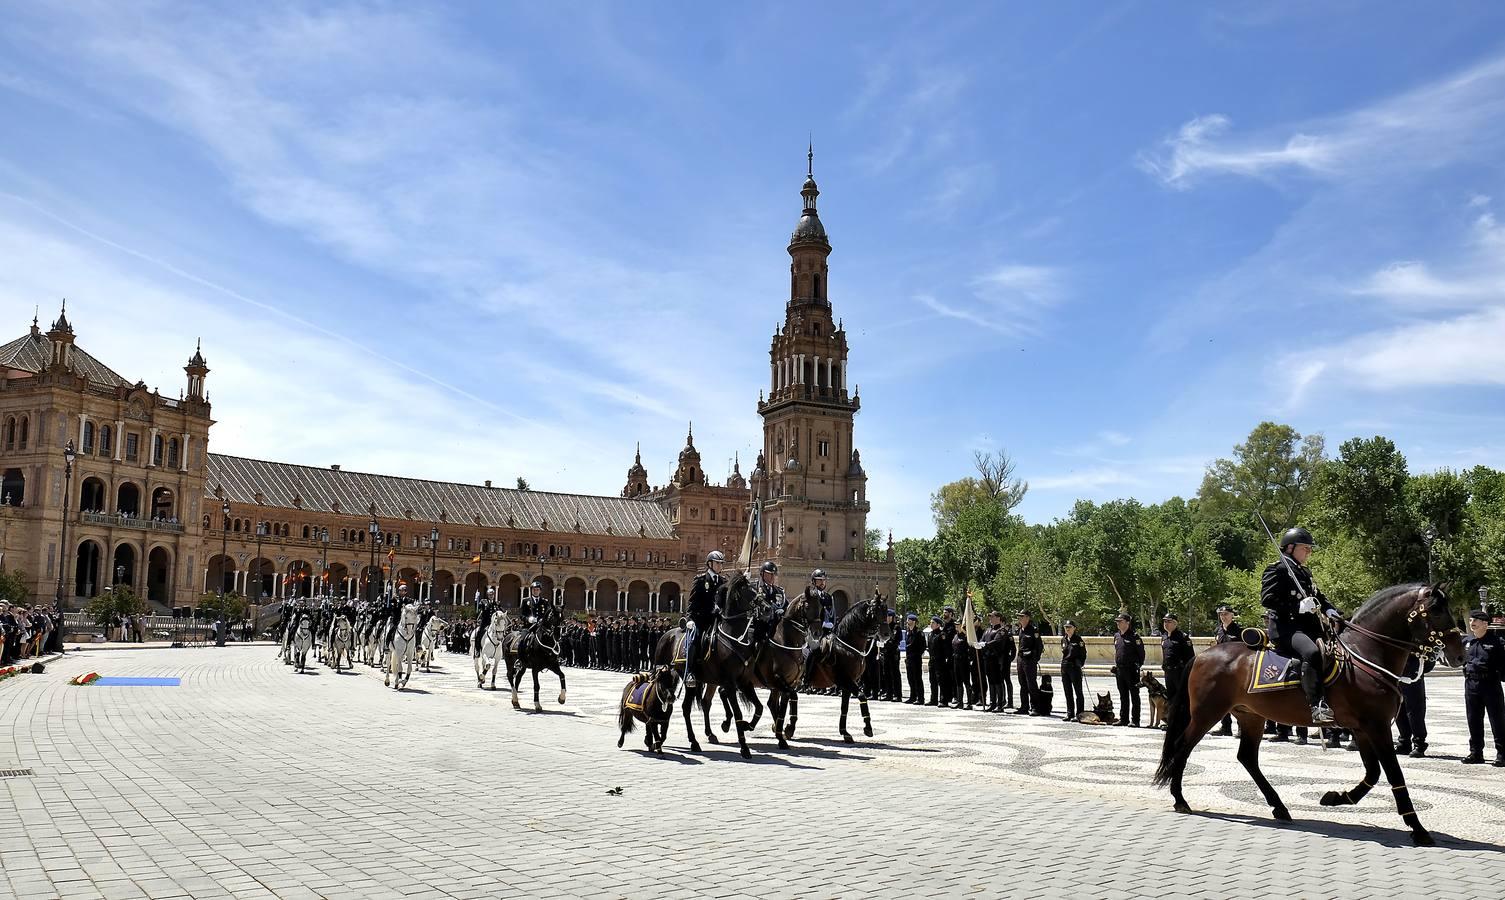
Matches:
[81,511,185,533]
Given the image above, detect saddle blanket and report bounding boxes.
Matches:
[1247,649,1341,693]
[625,680,653,712]
[672,631,711,666]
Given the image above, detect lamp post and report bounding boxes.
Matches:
[1423,525,1438,583]
[1021,561,1029,614]
[252,518,266,638]
[368,515,379,603]
[429,525,440,603]
[1481,586,1490,618]
[1185,546,1195,627]
[216,498,230,646]
[540,554,549,603]
[55,440,77,611]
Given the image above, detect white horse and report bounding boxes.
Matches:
[362,617,383,666]
[291,619,314,673]
[327,615,354,671]
[384,601,420,690]
[472,611,510,689]
[417,614,447,672]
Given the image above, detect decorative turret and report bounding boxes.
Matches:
[672,423,704,487]
[46,300,76,371]
[185,338,209,401]
[622,442,650,498]
[726,452,747,490]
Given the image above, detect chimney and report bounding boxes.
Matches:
[330,464,341,471]
[485,479,492,488]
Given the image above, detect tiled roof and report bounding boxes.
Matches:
[0,331,132,388]
[205,453,676,540]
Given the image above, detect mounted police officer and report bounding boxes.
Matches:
[799,568,833,689]
[520,580,547,634]
[473,586,497,653]
[1260,526,1344,725]
[683,551,725,689]
[756,561,787,635]
[384,583,414,646]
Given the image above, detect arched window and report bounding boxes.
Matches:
[82,421,95,454]
[302,525,311,540]
[202,514,211,529]
[167,438,180,468]
[152,434,164,466]
[17,416,27,450]
[99,425,113,456]
[2,417,13,450]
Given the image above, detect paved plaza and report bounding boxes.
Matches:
[2,645,1504,899]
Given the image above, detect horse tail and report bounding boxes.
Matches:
[1152,687,1192,787]
[618,701,636,735]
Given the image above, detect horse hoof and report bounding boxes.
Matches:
[740,748,751,759]
[707,733,720,745]
[863,724,874,737]
[1173,802,1192,814]
[558,692,567,704]
[778,739,789,750]
[511,701,521,710]
[784,726,797,739]
[842,733,854,744]
[720,720,731,733]
[1272,807,1292,822]
[1412,830,1435,847]
[689,743,702,753]
[1320,791,1349,807]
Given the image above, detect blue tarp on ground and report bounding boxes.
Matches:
[92,677,181,686]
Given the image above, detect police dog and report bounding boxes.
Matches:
[1140,670,1170,729]
[1078,693,1117,726]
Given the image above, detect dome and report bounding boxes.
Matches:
[791,210,828,244]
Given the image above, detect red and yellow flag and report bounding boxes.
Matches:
[470,555,481,564]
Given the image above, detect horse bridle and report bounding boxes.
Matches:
[834,600,883,658]
[1338,588,1459,685]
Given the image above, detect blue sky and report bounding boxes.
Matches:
[4,2,1505,540]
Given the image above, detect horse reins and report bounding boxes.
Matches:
[1336,592,1458,686]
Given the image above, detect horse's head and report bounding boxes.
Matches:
[786,589,824,631]
[723,572,756,617]
[400,602,421,626]
[653,665,680,709]
[859,594,890,638]
[1413,583,1465,667]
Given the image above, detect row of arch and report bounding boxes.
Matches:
[3,415,30,451]
[78,477,177,519]
[72,540,174,605]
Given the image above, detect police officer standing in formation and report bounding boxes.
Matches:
[1461,608,1505,766]
[1013,609,1043,715]
[880,609,902,701]
[1112,612,1144,726]
[1059,620,1087,721]
[1160,612,1195,704]
[1212,604,1241,736]
[926,612,952,706]
[903,613,926,704]
[1394,653,1435,758]
[980,611,1009,713]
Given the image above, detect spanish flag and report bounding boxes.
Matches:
[387,548,396,561]
[471,555,481,564]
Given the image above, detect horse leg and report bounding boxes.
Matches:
[1232,711,1289,820]
[859,693,874,738]
[720,688,735,733]
[1322,732,1382,808]
[1366,725,1433,846]
[509,658,522,709]
[840,691,853,743]
[532,668,542,709]
[490,651,500,691]
[552,662,566,705]
[700,685,719,745]
[784,693,799,739]
[770,691,789,750]
[682,690,701,753]
[743,687,764,732]
[725,686,752,759]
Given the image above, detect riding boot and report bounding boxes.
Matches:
[1302,664,1334,725]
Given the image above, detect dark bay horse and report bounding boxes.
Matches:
[618,665,681,753]
[796,594,892,743]
[653,572,761,758]
[505,601,568,710]
[1154,583,1464,845]
[720,587,824,750]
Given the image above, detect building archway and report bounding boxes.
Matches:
[832,589,851,616]
[626,579,651,612]
[116,482,141,517]
[150,487,175,520]
[147,547,172,606]
[113,543,138,591]
[397,567,420,594]
[658,581,682,613]
[1,468,23,506]
[595,578,620,610]
[498,573,523,605]
[433,570,456,604]
[80,476,106,512]
[328,563,350,598]
[562,577,587,610]
[249,557,275,601]
[463,571,489,602]
[287,560,313,598]
[359,564,382,602]
[74,540,103,598]
[206,553,234,594]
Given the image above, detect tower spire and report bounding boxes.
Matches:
[807,138,813,178]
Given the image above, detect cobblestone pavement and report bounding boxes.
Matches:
[2,645,1503,900]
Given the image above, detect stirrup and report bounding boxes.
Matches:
[1310,701,1335,725]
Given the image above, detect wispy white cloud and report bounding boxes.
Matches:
[1140,54,1505,188]
[1031,467,1144,492]
[915,262,1067,338]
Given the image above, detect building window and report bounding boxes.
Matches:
[2,417,12,450]
[167,438,180,468]
[124,433,139,461]
[818,440,829,457]
[82,421,95,454]
[17,416,28,450]
[819,528,827,543]
[99,425,112,456]
[152,434,164,466]
[302,525,311,540]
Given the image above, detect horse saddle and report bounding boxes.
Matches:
[1247,647,1343,693]
[625,679,653,712]
[672,630,713,666]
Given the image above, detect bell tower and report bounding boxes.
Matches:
[756,149,868,563]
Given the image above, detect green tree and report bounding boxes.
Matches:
[894,538,946,613]
[516,477,530,491]
[0,568,27,604]
[1198,421,1326,536]
[863,527,884,561]
[930,449,1028,528]
[86,585,145,627]
[198,591,246,625]
[1320,436,1423,584]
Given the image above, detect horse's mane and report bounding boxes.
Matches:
[1350,582,1427,624]
[835,596,877,641]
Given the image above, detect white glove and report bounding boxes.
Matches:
[1298,597,1318,614]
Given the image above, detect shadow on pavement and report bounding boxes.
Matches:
[688,748,821,770]
[1193,810,1505,852]
[792,736,939,753]
[627,749,705,766]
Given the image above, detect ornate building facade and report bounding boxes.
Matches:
[0,160,895,619]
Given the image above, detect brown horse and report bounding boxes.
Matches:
[718,587,825,750]
[792,593,892,743]
[652,572,761,758]
[1154,583,1464,846]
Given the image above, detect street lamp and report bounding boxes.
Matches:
[429,525,440,603]
[1021,561,1030,612]
[318,527,330,599]
[252,517,266,639]
[539,554,549,603]
[216,498,230,646]
[1423,525,1438,583]
[1480,585,1490,616]
[55,440,77,611]
[368,515,380,603]
[1185,546,1195,626]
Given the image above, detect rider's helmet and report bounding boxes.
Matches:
[706,550,726,567]
[761,561,779,575]
[811,568,827,582]
[1280,526,1315,554]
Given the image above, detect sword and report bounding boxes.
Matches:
[1253,512,1334,641]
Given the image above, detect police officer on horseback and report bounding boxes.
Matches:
[683,550,725,689]
[799,569,833,689]
[520,580,546,634]
[1261,526,1344,725]
[757,560,787,630]
[473,586,497,652]
[384,583,413,646]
